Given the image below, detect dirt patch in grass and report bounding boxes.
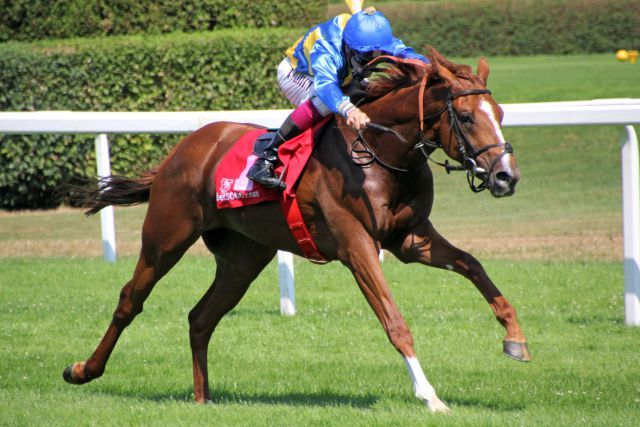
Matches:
[0,206,622,261]
[446,233,621,262]
[0,234,620,261]
[0,237,210,258]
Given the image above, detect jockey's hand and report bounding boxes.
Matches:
[346,108,370,131]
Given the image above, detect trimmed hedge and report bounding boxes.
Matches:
[0,30,301,111]
[330,0,640,56]
[0,29,302,209]
[0,0,326,42]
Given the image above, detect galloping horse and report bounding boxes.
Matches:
[64,48,529,413]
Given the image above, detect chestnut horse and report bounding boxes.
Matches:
[64,49,530,413]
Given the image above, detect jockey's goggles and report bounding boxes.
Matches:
[351,49,384,66]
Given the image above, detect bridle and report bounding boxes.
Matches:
[416,88,514,193]
[351,59,514,193]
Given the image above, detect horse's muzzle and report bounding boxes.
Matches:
[489,169,519,197]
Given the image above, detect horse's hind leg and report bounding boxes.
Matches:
[63,198,201,385]
[188,230,276,403]
[389,220,531,362]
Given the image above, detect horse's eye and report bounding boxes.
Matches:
[459,113,474,124]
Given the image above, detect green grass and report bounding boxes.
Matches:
[472,54,640,103]
[1,257,638,425]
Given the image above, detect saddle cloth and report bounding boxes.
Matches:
[214,118,329,209]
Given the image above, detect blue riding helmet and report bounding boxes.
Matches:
[343,9,395,53]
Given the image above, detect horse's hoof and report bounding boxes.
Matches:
[63,362,90,385]
[62,365,74,383]
[425,396,451,414]
[503,340,531,362]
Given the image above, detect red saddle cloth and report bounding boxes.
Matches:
[215,128,279,208]
[215,119,328,208]
[214,119,330,263]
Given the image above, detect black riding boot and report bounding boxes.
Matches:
[247,115,302,190]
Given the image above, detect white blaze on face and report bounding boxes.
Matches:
[479,100,506,144]
[479,100,511,171]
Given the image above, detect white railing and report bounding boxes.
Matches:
[1,99,639,324]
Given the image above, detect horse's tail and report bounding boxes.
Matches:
[65,168,157,216]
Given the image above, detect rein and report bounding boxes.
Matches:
[350,58,513,192]
[351,123,412,173]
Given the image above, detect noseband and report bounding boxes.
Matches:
[416,88,514,193]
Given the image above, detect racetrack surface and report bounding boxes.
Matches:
[1,257,638,425]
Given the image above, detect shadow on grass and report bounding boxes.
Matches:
[566,314,623,325]
[92,384,525,412]
[91,386,378,409]
[444,395,526,412]
[208,390,378,408]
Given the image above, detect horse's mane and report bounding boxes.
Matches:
[364,61,427,98]
[364,46,480,99]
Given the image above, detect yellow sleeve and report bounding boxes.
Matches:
[344,0,364,14]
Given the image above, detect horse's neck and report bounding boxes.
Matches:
[360,86,423,167]
[311,112,432,237]
[363,85,419,127]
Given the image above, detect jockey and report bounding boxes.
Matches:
[248,6,429,190]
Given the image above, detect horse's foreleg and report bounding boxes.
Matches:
[63,201,201,385]
[339,232,450,413]
[389,220,530,362]
[188,231,276,403]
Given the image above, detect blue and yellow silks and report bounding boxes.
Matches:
[284,14,429,115]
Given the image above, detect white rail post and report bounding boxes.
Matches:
[278,250,296,315]
[95,134,117,263]
[622,126,640,326]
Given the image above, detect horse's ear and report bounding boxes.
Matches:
[430,58,462,90]
[477,57,490,86]
[427,45,446,64]
[427,45,463,90]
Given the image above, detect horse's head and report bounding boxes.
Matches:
[424,48,519,197]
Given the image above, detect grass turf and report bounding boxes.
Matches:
[1,257,638,426]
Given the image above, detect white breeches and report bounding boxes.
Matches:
[276,58,332,116]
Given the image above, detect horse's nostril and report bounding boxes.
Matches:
[495,171,513,185]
